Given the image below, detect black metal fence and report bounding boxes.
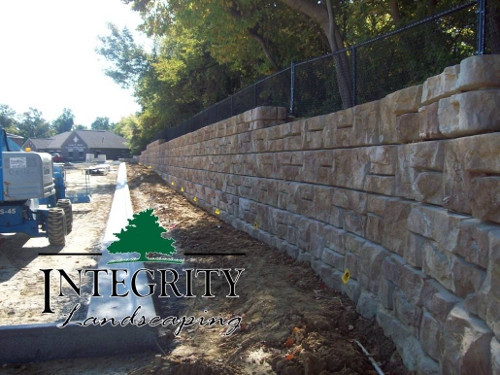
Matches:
[155,0,494,142]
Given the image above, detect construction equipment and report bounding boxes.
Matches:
[0,128,72,245]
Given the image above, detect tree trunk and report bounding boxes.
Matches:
[280,0,354,109]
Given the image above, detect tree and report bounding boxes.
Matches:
[52,108,74,134]
[17,108,51,138]
[91,117,112,131]
[97,24,149,89]
[107,208,180,263]
[0,104,19,134]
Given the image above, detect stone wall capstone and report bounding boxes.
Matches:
[139,55,500,375]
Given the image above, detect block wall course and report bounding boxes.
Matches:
[139,55,500,375]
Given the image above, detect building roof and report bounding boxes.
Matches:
[23,130,128,150]
[74,130,128,149]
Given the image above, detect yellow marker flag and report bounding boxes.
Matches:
[181,187,184,192]
[171,181,175,186]
[253,221,259,229]
[215,208,220,215]
[193,197,198,202]
[342,269,351,284]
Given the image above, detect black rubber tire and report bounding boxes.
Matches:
[47,208,66,246]
[56,199,73,233]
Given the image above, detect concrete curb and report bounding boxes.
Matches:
[86,162,157,320]
[0,163,159,364]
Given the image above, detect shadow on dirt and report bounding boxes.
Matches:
[0,234,64,282]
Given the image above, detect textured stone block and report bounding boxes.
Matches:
[491,337,500,375]
[366,213,383,244]
[376,306,432,373]
[451,257,486,299]
[408,205,467,252]
[421,279,460,324]
[442,305,493,375]
[456,54,500,91]
[438,90,500,137]
[396,112,422,143]
[405,232,427,269]
[420,311,443,361]
[331,149,370,190]
[399,265,427,305]
[364,175,394,195]
[321,248,344,271]
[381,199,411,255]
[477,229,500,339]
[422,240,453,291]
[396,141,445,200]
[378,278,395,310]
[357,242,387,294]
[393,290,423,336]
[443,133,500,216]
[421,64,460,105]
[356,290,378,318]
[470,176,500,224]
[412,171,443,205]
[352,100,380,145]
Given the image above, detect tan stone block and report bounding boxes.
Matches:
[419,102,443,140]
[357,242,387,294]
[381,199,411,255]
[352,100,380,145]
[331,148,370,190]
[407,205,468,251]
[451,257,486,299]
[454,219,495,269]
[366,213,383,244]
[405,232,427,269]
[423,242,454,291]
[421,64,460,105]
[477,229,500,339]
[343,211,366,236]
[413,171,443,205]
[393,290,423,336]
[335,107,354,128]
[368,145,396,175]
[456,54,500,91]
[443,133,500,215]
[321,248,344,270]
[491,337,500,375]
[332,188,367,214]
[442,305,493,375]
[396,112,422,143]
[471,176,500,224]
[438,90,500,137]
[420,311,443,361]
[421,279,460,324]
[385,84,423,115]
[364,175,394,195]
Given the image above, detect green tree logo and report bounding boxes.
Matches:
[107,209,183,264]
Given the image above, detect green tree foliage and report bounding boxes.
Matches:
[107,208,179,263]
[52,108,75,134]
[91,117,112,131]
[0,104,19,134]
[17,108,51,139]
[97,24,150,89]
[100,0,482,153]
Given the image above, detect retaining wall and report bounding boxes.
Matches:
[139,55,500,374]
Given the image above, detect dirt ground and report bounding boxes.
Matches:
[126,164,411,375]
[0,163,412,375]
[0,162,118,326]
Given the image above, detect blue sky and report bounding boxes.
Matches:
[0,0,149,127]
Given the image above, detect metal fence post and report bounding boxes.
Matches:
[477,0,486,55]
[289,61,295,115]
